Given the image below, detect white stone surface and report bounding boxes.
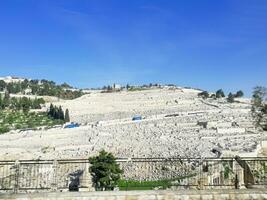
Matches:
[0,88,266,160]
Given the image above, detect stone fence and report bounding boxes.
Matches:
[0,157,266,194]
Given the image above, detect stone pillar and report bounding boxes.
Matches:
[198,177,205,190]
[50,160,58,192]
[13,160,20,194]
[220,170,225,187]
[197,162,205,190]
[79,163,94,191]
[233,160,245,189]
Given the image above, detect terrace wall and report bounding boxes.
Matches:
[1,189,267,200]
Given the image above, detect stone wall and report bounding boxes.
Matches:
[2,158,267,193]
[1,190,267,200]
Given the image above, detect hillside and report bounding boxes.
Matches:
[0,87,266,160]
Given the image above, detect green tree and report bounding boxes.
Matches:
[251,86,267,130]
[65,109,70,122]
[126,84,130,90]
[0,80,6,91]
[235,90,244,98]
[37,98,45,105]
[216,89,225,98]
[1,79,83,99]
[21,79,29,90]
[227,92,235,103]
[54,106,60,119]
[107,85,112,91]
[102,85,107,90]
[0,93,2,109]
[89,150,123,191]
[21,97,30,112]
[198,91,209,99]
[0,126,10,134]
[59,106,64,120]
[2,91,10,109]
[10,97,18,110]
[48,103,55,118]
[32,98,41,109]
[61,82,72,88]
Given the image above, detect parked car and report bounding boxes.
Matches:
[64,123,80,129]
[132,116,142,121]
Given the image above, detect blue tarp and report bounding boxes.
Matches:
[132,116,142,121]
[64,123,79,129]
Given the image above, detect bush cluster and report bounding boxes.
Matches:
[198,89,244,102]
[0,111,65,134]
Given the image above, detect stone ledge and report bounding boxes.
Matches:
[1,189,267,200]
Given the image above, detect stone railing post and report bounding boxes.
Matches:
[197,161,205,190]
[79,162,94,191]
[50,160,58,192]
[233,159,244,189]
[13,160,20,194]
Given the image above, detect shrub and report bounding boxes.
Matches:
[65,109,70,123]
[235,90,244,98]
[216,89,225,98]
[89,150,123,191]
[198,91,209,99]
[252,86,267,129]
[0,126,10,134]
[227,93,235,103]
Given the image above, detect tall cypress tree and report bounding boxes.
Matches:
[227,92,235,103]
[48,103,55,118]
[65,109,70,122]
[216,89,225,98]
[59,106,64,120]
[3,91,10,109]
[0,94,2,109]
[54,106,59,119]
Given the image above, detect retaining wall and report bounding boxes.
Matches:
[1,189,267,200]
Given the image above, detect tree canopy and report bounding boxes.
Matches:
[216,89,225,98]
[89,150,123,191]
[0,92,45,111]
[47,104,66,121]
[235,90,244,98]
[64,109,70,123]
[251,86,267,130]
[198,91,209,99]
[227,92,235,103]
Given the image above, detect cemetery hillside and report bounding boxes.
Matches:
[1,1,267,197]
[0,76,266,161]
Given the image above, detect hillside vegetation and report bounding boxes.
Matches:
[0,92,45,111]
[0,110,64,134]
[0,78,73,134]
[0,79,83,100]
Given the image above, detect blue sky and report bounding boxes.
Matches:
[0,0,266,95]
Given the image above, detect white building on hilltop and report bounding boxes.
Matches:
[113,84,122,91]
[0,76,25,83]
